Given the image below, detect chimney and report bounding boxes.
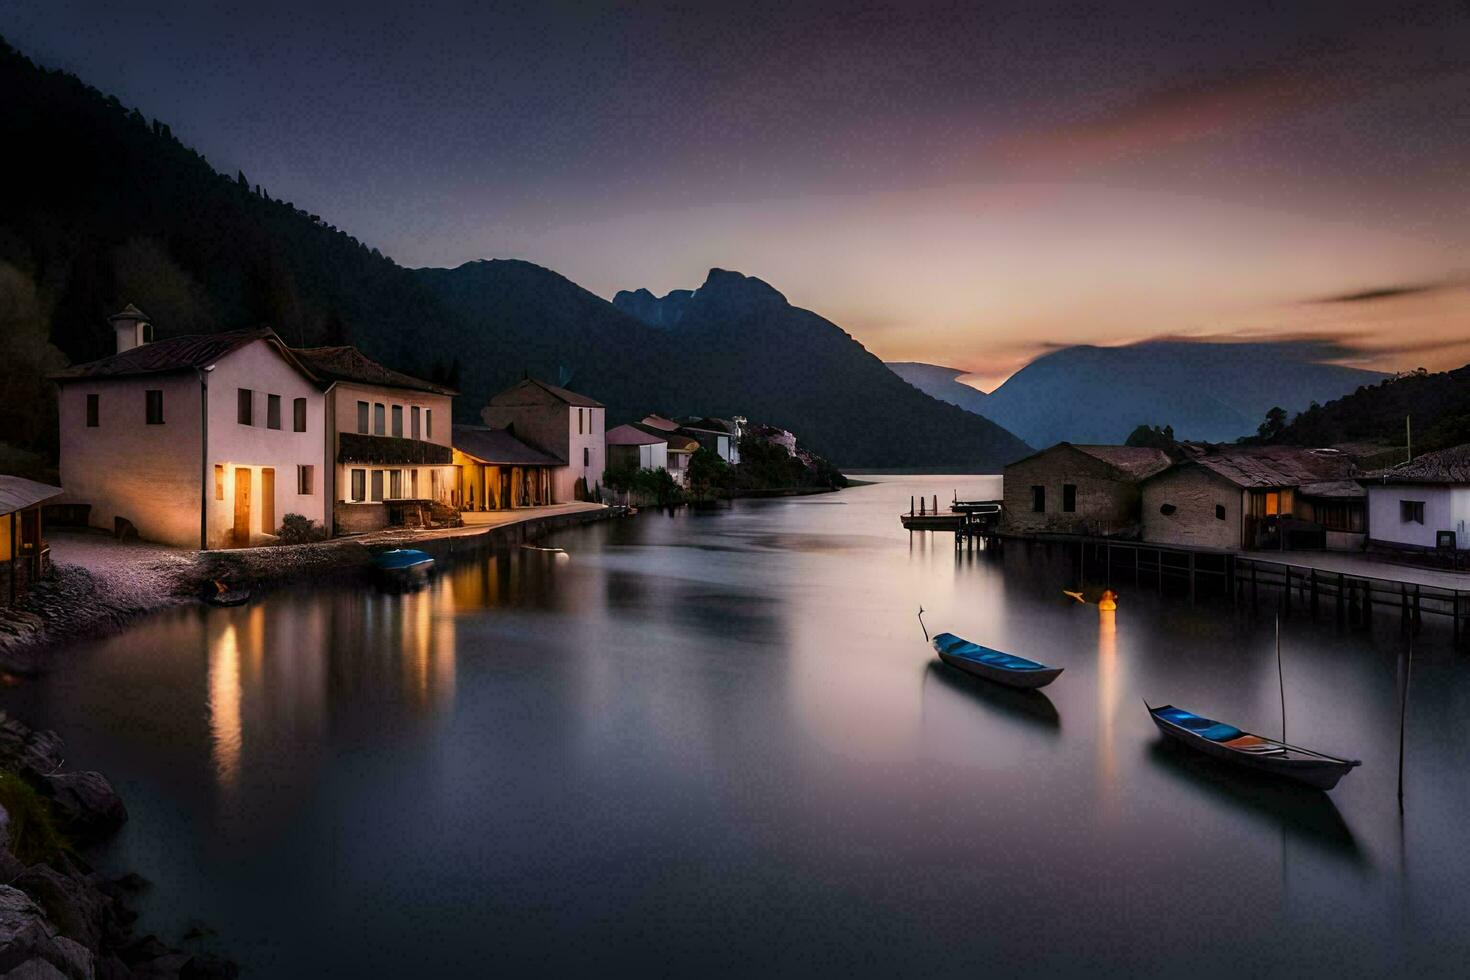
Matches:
[109,304,151,354]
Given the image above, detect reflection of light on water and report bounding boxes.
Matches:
[1097,608,1119,812]
[209,622,243,791]
[400,584,457,713]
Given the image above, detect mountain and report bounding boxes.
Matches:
[0,37,1030,471]
[424,266,1033,469]
[886,363,990,416]
[1265,363,1470,455]
[890,342,1385,447]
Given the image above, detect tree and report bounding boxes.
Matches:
[1125,423,1176,449]
[686,447,732,500]
[1257,406,1289,441]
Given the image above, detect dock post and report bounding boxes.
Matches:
[1310,569,1319,619]
[933,494,938,515]
[910,495,914,516]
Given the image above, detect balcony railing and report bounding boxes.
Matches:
[339,432,452,466]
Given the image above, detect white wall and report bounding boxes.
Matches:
[1368,484,1468,548]
[558,406,605,501]
[205,342,327,547]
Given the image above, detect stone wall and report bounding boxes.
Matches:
[1002,446,1144,537]
[334,501,388,535]
[1141,465,1242,551]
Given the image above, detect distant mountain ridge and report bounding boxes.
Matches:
[890,341,1385,446]
[886,363,990,416]
[0,36,1030,471]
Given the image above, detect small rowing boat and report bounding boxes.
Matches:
[372,548,435,589]
[1147,703,1360,791]
[931,632,1063,690]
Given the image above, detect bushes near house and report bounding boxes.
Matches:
[276,513,329,544]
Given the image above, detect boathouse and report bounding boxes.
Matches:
[1142,445,1363,551]
[0,476,62,606]
[1001,443,1172,537]
[1361,443,1470,554]
[480,379,606,501]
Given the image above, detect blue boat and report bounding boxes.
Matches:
[932,632,1063,690]
[372,548,435,589]
[1147,703,1360,791]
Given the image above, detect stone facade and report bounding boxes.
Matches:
[1002,445,1165,537]
[1141,464,1243,551]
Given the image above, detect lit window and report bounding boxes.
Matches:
[370,470,384,502]
[389,470,403,499]
[145,389,163,425]
[351,469,367,502]
[214,464,224,501]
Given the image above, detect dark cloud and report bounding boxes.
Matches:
[1311,282,1447,304]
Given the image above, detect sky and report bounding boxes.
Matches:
[4,0,1469,389]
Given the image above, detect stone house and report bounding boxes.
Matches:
[1002,443,1172,537]
[1142,445,1363,551]
[480,379,606,501]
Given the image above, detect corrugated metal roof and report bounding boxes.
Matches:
[50,327,283,381]
[0,476,63,515]
[1365,443,1470,485]
[294,346,456,395]
[453,425,564,466]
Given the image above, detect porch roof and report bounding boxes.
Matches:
[0,476,63,516]
[453,425,563,466]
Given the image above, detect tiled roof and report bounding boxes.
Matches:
[1182,445,1358,488]
[606,424,666,447]
[489,378,603,408]
[453,425,564,466]
[293,345,456,395]
[1069,445,1173,479]
[50,327,284,381]
[639,415,680,432]
[1297,480,1366,499]
[0,476,63,515]
[1364,443,1470,485]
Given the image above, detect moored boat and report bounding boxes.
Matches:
[1147,703,1360,791]
[372,548,435,589]
[931,632,1063,690]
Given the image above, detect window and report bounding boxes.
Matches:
[1215,504,1227,521]
[261,468,276,533]
[578,408,584,435]
[370,470,384,502]
[411,470,420,498]
[1062,484,1076,513]
[85,393,100,427]
[215,464,225,501]
[297,464,314,495]
[374,403,385,436]
[237,388,253,425]
[293,397,307,432]
[356,401,370,434]
[426,409,433,439]
[267,394,282,430]
[350,469,367,502]
[144,389,163,425]
[1401,500,1425,524]
[392,405,403,438]
[583,447,590,466]
[1031,486,1045,513]
[411,406,421,440]
[389,469,403,499]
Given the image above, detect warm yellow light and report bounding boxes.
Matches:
[1098,589,1118,611]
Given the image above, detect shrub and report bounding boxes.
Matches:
[276,513,328,544]
[0,770,68,865]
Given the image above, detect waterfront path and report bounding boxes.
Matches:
[1271,549,1469,591]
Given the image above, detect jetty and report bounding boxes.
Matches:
[900,494,1003,547]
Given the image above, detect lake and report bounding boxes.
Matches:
[4,475,1468,977]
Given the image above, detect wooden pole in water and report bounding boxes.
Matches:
[1276,614,1287,742]
[1399,634,1412,812]
[918,606,929,642]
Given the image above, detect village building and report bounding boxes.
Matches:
[480,378,606,501]
[1001,443,1172,537]
[291,345,457,534]
[679,416,744,465]
[663,432,699,486]
[606,424,669,472]
[1,476,62,606]
[1142,445,1364,551]
[1360,443,1470,553]
[51,309,327,549]
[450,425,562,511]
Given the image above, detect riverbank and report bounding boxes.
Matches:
[0,503,613,673]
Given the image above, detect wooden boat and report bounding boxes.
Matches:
[1147,703,1360,791]
[932,632,1063,690]
[372,548,435,589]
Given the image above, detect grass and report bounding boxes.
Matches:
[0,770,69,865]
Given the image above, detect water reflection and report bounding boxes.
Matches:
[925,661,1061,731]
[1097,607,1120,812]
[207,622,242,791]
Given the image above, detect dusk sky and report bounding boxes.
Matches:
[6,1,1469,388]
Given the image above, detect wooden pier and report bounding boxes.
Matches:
[900,494,1002,547]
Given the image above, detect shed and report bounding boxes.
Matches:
[1001,443,1172,538]
[1,476,63,606]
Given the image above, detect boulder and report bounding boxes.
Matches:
[41,772,127,841]
[0,715,65,775]
[0,885,94,980]
[12,865,110,952]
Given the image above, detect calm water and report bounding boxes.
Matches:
[5,476,1470,977]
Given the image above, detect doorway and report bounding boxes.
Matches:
[232,467,251,547]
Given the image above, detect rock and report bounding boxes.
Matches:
[0,885,94,980]
[0,715,65,775]
[12,865,110,952]
[180,953,239,979]
[40,772,127,841]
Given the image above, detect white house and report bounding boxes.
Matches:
[52,307,327,549]
[606,424,668,472]
[1363,444,1470,552]
[480,379,605,501]
[292,345,457,534]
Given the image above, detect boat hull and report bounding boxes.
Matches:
[937,649,1063,690]
[1149,709,1358,791]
